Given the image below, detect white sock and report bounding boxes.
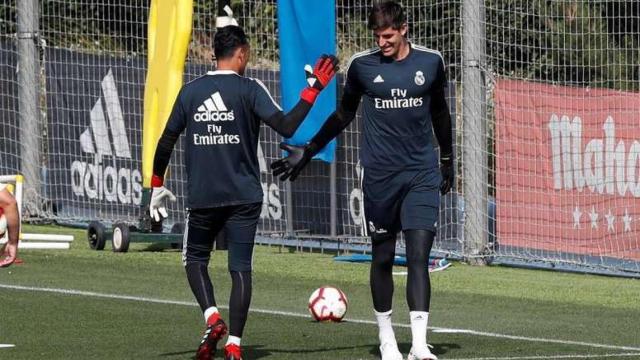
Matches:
[203,306,219,323]
[226,335,241,347]
[375,309,397,346]
[410,311,429,350]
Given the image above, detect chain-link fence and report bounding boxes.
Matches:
[1,0,639,275]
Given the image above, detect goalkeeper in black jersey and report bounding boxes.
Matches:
[150,25,338,360]
[271,2,452,360]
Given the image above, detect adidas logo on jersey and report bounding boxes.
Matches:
[373,74,384,83]
[194,92,235,122]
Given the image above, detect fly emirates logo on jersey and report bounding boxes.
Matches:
[374,88,423,110]
[193,92,240,145]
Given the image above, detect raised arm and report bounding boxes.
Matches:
[270,86,362,181]
[258,54,339,137]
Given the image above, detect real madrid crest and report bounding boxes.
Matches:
[414,70,425,86]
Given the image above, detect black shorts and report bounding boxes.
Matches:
[183,202,261,272]
[363,167,441,236]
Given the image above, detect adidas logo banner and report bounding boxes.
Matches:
[70,68,143,205]
[45,52,146,213]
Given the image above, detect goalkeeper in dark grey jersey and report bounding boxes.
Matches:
[150,25,338,360]
[271,2,452,360]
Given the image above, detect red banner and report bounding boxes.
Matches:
[495,79,640,260]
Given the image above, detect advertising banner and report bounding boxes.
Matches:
[495,79,640,260]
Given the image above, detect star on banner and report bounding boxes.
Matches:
[589,206,598,229]
[573,206,582,229]
[605,209,615,233]
[622,209,632,232]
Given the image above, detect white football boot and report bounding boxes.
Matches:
[379,341,403,360]
[407,345,437,360]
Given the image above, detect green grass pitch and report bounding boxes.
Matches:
[1,224,639,359]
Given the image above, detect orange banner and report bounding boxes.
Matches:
[495,79,640,260]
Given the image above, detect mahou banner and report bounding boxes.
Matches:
[495,79,640,261]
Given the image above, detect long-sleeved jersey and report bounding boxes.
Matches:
[344,44,448,170]
[158,70,285,209]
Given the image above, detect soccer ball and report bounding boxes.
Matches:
[0,208,6,238]
[308,286,348,322]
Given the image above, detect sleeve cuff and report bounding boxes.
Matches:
[151,174,164,187]
[301,87,319,104]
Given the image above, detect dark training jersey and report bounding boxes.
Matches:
[344,43,447,170]
[163,70,282,209]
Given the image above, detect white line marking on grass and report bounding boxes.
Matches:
[428,328,640,352]
[446,353,640,360]
[2,283,639,353]
[0,344,15,348]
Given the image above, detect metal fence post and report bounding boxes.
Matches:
[462,0,488,264]
[17,0,41,216]
[329,159,337,254]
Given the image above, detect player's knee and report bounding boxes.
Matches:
[183,244,211,267]
[406,247,428,265]
[371,232,395,246]
[371,234,396,267]
[228,260,252,272]
[405,229,435,266]
[228,242,254,272]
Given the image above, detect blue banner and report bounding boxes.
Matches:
[277,0,337,162]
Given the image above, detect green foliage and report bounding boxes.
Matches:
[0,2,16,39]
[485,0,639,91]
[38,1,148,54]
[0,1,637,91]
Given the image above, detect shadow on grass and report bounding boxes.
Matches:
[367,342,460,358]
[246,343,379,359]
[159,345,272,359]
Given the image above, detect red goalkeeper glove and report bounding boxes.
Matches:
[300,54,339,104]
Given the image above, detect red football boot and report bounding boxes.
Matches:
[224,343,242,360]
[195,313,228,360]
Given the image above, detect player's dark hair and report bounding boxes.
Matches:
[214,25,249,60]
[368,1,406,30]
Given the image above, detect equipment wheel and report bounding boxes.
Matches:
[87,221,106,250]
[112,222,131,253]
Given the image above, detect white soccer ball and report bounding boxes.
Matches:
[308,286,348,322]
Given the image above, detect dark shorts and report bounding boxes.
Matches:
[183,202,261,272]
[363,167,441,236]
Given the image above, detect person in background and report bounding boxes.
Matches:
[0,182,20,267]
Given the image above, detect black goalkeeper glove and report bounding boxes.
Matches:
[439,154,454,195]
[270,142,316,181]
